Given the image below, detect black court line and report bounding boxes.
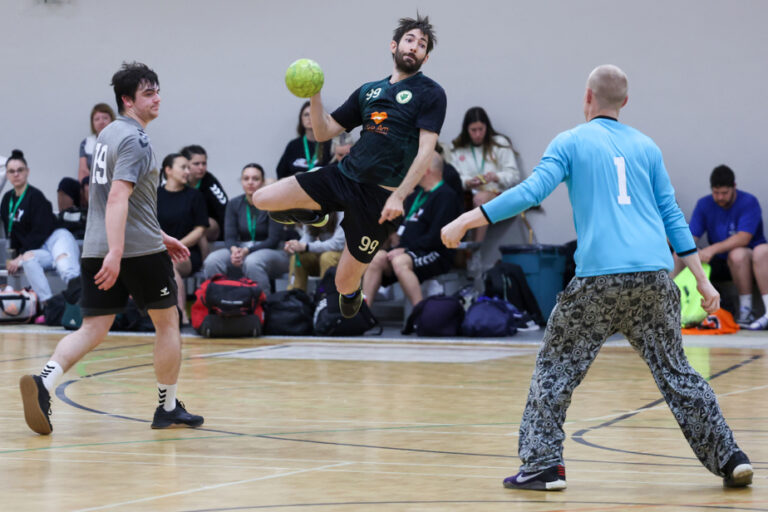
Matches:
[182,499,768,511]
[571,354,762,460]
[55,354,764,467]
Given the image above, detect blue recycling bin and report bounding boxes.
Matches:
[500,244,567,320]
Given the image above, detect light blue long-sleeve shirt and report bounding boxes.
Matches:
[482,117,695,277]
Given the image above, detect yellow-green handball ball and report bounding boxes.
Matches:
[285,58,324,98]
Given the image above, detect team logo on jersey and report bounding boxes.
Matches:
[371,111,388,124]
[396,90,413,104]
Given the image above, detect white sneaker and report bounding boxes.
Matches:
[736,308,755,326]
[747,315,768,331]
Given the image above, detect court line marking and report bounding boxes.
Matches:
[72,461,351,512]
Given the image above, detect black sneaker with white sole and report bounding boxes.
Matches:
[722,450,753,488]
[151,400,204,429]
[19,374,52,435]
[503,464,567,491]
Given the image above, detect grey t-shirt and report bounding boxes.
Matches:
[82,116,165,258]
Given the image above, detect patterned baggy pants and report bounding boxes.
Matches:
[518,271,739,477]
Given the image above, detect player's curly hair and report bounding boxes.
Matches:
[111,61,159,114]
[393,13,436,53]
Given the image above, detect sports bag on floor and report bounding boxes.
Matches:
[264,289,315,335]
[0,287,38,323]
[461,296,520,337]
[191,274,265,337]
[402,294,464,337]
[312,266,381,336]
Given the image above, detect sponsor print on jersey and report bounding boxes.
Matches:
[365,111,390,135]
[371,112,388,124]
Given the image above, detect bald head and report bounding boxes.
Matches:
[587,65,628,110]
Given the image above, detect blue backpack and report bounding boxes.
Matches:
[461,296,520,337]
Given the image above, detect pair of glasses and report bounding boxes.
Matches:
[6,167,27,175]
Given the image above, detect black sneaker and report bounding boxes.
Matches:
[722,450,753,488]
[151,400,204,429]
[19,374,52,435]
[503,464,566,491]
[339,287,364,319]
[269,209,329,228]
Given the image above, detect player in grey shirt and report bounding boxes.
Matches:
[20,62,204,435]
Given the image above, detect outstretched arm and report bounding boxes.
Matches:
[309,92,345,142]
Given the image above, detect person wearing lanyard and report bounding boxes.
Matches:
[276,101,333,180]
[449,106,521,242]
[201,164,288,294]
[362,151,460,308]
[1,150,81,314]
[156,153,209,325]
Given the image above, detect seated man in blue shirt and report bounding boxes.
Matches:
[686,165,768,329]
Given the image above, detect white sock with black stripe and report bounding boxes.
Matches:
[158,383,177,412]
[40,361,63,392]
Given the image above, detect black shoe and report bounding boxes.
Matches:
[503,464,566,491]
[269,209,329,227]
[151,400,204,429]
[339,288,363,319]
[19,375,52,435]
[722,450,753,488]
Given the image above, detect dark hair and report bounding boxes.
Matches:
[111,62,159,114]
[57,177,81,207]
[6,149,27,167]
[296,101,324,162]
[161,153,184,180]
[90,103,116,134]
[710,165,735,188]
[451,107,516,163]
[180,144,207,160]
[241,162,265,179]
[393,13,436,53]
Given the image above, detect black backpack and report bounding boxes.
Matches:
[313,267,381,336]
[264,289,315,335]
[483,261,545,326]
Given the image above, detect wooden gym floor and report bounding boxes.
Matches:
[1,325,766,511]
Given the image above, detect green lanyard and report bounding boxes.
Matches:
[193,180,201,189]
[302,135,319,169]
[406,180,444,220]
[245,203,257,241]
[7,185,28,235]
[471,146,486,174]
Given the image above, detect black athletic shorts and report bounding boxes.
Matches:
[295,164,401,263]
[80,251,177,317]
[381,249,453,287]
[709,256,732,282]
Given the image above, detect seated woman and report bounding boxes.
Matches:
[202,164,288,294]
[78,103,115,182]
[276,101,333,179]
[284,212,345,292]
[1,150,80,315]
[156,153,209,324]
[449,106,521,242]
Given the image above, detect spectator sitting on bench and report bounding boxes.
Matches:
[181,144,228,244]
[57,177,87,240]
[362,151,460,307]
[675,164,768,329]
[157,153,209,325]
[202,163,287,294]
[284,212,345,293]
[1,150,81,318]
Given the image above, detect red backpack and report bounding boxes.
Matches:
[191,274,266,337]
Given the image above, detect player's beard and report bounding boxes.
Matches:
[394,49,424,74]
